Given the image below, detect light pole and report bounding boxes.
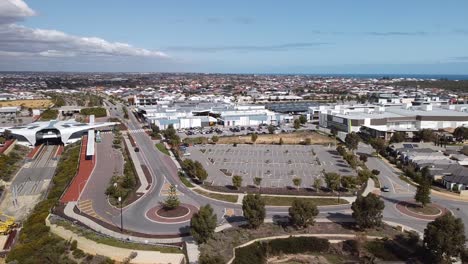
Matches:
[118,196,123,232]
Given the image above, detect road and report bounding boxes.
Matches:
[359,143,468,237]
[79,100,468,237]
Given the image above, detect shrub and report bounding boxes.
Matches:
[268,237,330,255]
[70,240,77,250]
[233,242,267,264]
[72,248,86,259]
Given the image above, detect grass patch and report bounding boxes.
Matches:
[155,143,170,156]
[261,195,348,206]
[53,219,182,253]
[406,204,441,215]
[371,175,381,188]
[193,188,238,203]
[399,175,417,187]
[179,173,194,188]
[217,131,334,145]
[40,108,59,120]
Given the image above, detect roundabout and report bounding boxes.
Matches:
[396,200,448,221]
[145,203,198,224]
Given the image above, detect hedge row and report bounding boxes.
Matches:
[233,236,330,264]
[80,107,107,118]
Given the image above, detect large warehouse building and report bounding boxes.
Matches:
[313,104,468,140]
[137,103,289,129]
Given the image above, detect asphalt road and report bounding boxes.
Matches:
[82,100,468,237]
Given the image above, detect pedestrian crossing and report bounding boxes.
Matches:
[77,199,106,222]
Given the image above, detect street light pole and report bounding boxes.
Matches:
[118,196,123,232]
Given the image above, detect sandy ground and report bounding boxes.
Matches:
[0,191,42,221]
[0,99,53,109]
[268,254,330,264]
[217,131,334,145]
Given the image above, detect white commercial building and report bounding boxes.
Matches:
[138,103,284,129]
[313,104,468,140]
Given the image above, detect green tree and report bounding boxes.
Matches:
[242,194,265,229]
[330,127,338,137]
[299,115,307,124]
[351,193,385,229]
[232,175,243,190]
[324,172,340,192]
[292,177,302,189]
[151,124,160,134]
[415,177,431,207]
[371,169,380,176]
[251,133,258,144]
[163,184,180,210]
[288,198,319,228]
[293,119,301,129]
[345,132,360,153]
[424,214,466,263]
[359,154,368,163]
[415,129,436,142]
[253,177,262,189]
[313,177,322,192]
[340,176,357,189]
[370,137,387,154]
[211,135,219,143]
[190,204,217,244]
[453,126,468,142]
[390,131,406,143]
[268,125,275,134]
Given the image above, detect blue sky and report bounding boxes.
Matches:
[1,0,468,73]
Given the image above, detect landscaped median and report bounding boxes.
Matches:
[262,195,348,206]
[156,142,170,156]
[193,188,238,203]
[192,187,350,206]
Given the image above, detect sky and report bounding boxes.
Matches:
[0,0,468,74]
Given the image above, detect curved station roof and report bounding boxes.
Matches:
[6,120,117,146]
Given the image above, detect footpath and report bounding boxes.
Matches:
[46,216,185,264]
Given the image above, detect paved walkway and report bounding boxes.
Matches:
[361,178,374,197]
[61,136,95,202]
[46,216,185,264]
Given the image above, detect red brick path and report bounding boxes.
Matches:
[145,203,198,223]
[61,136,95,202]
[396,200,448,221]
[0,139,14,154]
[26,144,43,159]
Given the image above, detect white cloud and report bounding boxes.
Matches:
[0,0,35,24]
[0,0,168,64]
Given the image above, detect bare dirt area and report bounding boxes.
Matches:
[0,99,53,109]
[217,131,334,145]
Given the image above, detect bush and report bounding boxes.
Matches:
[233,237,330,264]
[268,237,330,255]
[70,240,77,250]
[72,248,86,259]
[233,242,267,264]
[80,107,107,117]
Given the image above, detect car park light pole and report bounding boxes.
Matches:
[118,196,123,232]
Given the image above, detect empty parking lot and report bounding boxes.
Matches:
[186,144,355,188]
